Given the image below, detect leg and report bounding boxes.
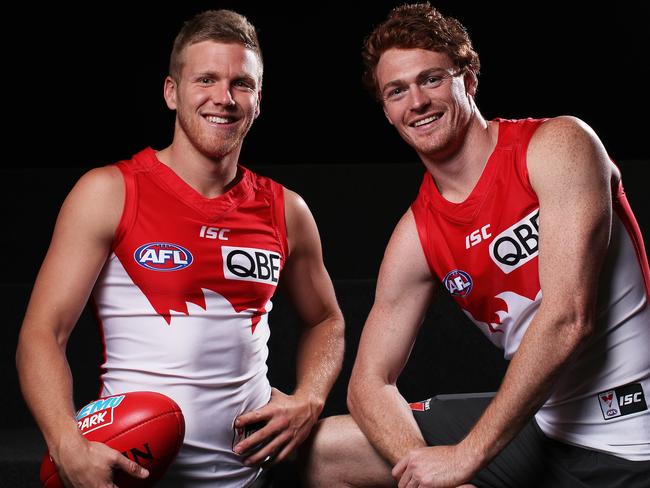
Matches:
[301,414,395,488]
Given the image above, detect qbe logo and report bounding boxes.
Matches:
[134,242,193,271]
[222,246,281,286]
[598,383,647,420]
[443,269,473,297]
[489,209,539,274]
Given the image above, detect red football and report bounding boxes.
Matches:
[40,391,185,487]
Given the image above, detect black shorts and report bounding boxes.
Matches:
[411,393,650,488]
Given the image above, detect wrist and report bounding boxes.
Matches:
[293,389,325,419]
[49,423,86,462]
[457,435,488,474]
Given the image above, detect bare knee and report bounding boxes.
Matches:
[301,415,394,488]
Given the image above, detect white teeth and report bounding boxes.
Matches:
[413,114,441,127]
[206,115,231,124]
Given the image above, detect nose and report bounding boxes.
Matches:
[211,82,235,107]
[408,84,430,112]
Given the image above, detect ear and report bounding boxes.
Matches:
[382,104,394,126]
[464,70,478,98]
[254,89,262,119]
[163,76,178,110]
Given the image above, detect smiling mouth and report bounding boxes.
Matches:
[205,115,235,124]
[411,113,442,128]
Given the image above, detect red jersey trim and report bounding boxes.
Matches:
[273,185,289,261]
[615,181,650,299]
[113,162,137,251]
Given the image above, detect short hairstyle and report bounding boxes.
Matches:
[169,9,263,83]
[362,3,480,100]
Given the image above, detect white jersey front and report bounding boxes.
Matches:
[411,119,650,460]
[93,149,288,486]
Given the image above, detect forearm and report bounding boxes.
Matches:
[16,324,81,456]
[293,311,345,412]
[461,311,593,468]
[348,374,426,465]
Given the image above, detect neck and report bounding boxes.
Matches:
[156,136,241,199]
[420,110,498,203]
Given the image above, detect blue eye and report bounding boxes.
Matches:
[384,86,406,101]
[424,76,442,86]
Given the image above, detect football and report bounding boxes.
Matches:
[40,391,185,487]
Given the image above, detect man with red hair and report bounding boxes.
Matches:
[305,4,650,487]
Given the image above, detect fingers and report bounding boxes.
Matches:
[111,449,149,479]
[243,427,293,466]
[234,409,289,455]
[392,455,408,479]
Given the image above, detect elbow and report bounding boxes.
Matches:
[346,364,379,418]
[569,318,596,345]
[346,368,364,417]
[552,315,597,355]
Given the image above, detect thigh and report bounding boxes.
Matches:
[544,437,650,488]
[303,414,395,488]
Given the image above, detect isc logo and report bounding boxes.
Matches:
[134,243,193,271]
[489,209,539,274]
[598,383,647,420]
[222,246,281,286]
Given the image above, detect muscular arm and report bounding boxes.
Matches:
[457,117,612,470]
[348,210,437,464]
[281,189,345,411]
[16,167,147,486]
[235,189,344,465]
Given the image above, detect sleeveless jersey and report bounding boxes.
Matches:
[411,118,650,460]
[92,148,288,486]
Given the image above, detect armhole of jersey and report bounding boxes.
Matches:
[516,118,548,197]
[273,184,289,262]
[614,181,650,299]
[410,198,438,278]
[112,162,137,251]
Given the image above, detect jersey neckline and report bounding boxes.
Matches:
[133,147,255,220]
[422,119,509,223]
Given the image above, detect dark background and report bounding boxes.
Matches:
[6,1,650,168]
[2,1,649,485]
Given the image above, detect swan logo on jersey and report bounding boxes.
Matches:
[134,242,193,271]
[489,208,539,274]
[223,246,281,286]
[598,383,647,420]
[75,395,125,435]
[443,269,473,297]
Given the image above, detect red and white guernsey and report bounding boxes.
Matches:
[92,148,288,486]
[411,119,650,460]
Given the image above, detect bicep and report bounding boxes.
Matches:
[528,117,612,318]
[280,189,340,327]
[22,167,124,344]
[353,210,437,384]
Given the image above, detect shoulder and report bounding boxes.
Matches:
[283,187,309,215]
[528,116,607,164]
[527,116,612,190]
[60,165,125,239]
[283,188,316,255]
[73,165,123,193]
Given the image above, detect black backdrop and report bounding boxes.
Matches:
[2,2,649,485]
[6,1,650,168]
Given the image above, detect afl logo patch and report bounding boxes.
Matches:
[443,269,473,297]
[134,242,193,271]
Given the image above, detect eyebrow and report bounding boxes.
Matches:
[194,71,258,86]
[381,67,452,93]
